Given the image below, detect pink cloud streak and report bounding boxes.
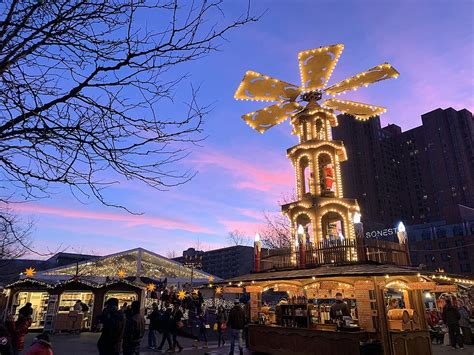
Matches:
[192,150,293,192]
[8,202,211,234]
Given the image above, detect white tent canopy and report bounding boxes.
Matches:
[32,247,218,285]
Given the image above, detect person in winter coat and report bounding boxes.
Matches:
[227,301,245,355]
[97,298,125,355]
[156,307,173,352]
[216,306,227,347]
[193,309,209,349]
[18,304,33,319]
[459,305,472,345]
[147,303,160,349]
[122,301,145,355]
[6,315,32,355]
[0,322,13,355]
[25,333,53,355]
[442,299,464,350]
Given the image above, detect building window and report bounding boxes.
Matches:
[425,254,435,263]
[453,226,464,236]
[460,264,471,273]
[441,253,451,261]
[437,228,447,239]
[438,241,448,249]
[422,231,431,241]
[458,251,468,260]
[455,240,465,247]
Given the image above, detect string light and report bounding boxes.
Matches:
[234,70,300,102]
[298,44,344,92]
[322,98,387,119]
[325,63,399,96]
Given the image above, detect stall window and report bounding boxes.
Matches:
[13,292,49,328]
[104,291,137,309]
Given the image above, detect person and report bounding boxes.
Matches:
[330,293,350,322]
[121,303,129,312]
[227,301,245,355]
[459,304,472,345]
[147,303,160,349]
[0,322,13,355]
[387,298,399,310]
[122,301,145,355]
[81,301,89,313]
[442,299,464,350]
[73,300,83,312]
[6,314,32,355]
[97,298,126,355]
[156,307,172,352]
[25,333,53,355]
[216,305,227,347]
[171,305,184,353]
[194,309,208,349]
[18,303,33,319]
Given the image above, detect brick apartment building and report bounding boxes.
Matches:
[332,107,474,274]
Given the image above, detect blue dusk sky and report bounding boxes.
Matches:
[11,0,473,258]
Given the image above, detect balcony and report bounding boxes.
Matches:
[258,238,411,272]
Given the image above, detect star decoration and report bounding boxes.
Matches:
[24,267,36,278]
[177,290,186,300]
[208,276,214,282]
[147,283,156,292]
[192,288,199,295]
[117,269,126,278]
[215,287,223,294]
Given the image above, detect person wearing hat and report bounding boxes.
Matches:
[227,300,245,355]
[25,333,53,355]
[97,298,125,355]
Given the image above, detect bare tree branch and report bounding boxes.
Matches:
[0,0,258,210]
[227,229,250,246]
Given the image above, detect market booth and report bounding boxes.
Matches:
[3,247,216,332]
[224,250,474,355]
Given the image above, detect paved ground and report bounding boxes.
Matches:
[20,331,474,354]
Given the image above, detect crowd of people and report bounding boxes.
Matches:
[427,297,472,350]
[0,289,249,355]
[97,293,247,355]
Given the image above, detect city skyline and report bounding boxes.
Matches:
[9,0,473,258]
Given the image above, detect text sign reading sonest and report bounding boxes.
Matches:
[365,227,401,239]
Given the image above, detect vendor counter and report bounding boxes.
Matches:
[248,324,377,355]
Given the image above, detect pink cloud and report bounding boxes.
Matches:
[192,150,294,192]
[218,218,265,237]
[8,202,211,234]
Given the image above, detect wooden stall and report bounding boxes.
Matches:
[223,264,474,355]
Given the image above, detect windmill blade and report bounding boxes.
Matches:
[234,71,300,102]
[325,63,399,96]
[298,44,344,92]
[321,98,386,120]
[242,101,303,133]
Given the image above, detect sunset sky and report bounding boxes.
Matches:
[14,0,473,258]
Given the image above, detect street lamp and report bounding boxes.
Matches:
[184,254,202,287]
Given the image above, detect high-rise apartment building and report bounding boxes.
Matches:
[332,108,474,227]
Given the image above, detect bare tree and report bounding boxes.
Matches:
[259,192,296,249]
[0,0,257,209]
[227,229,250,246]
[260,211,291,249]
[0,207,33,260]
[166,250,178,259]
